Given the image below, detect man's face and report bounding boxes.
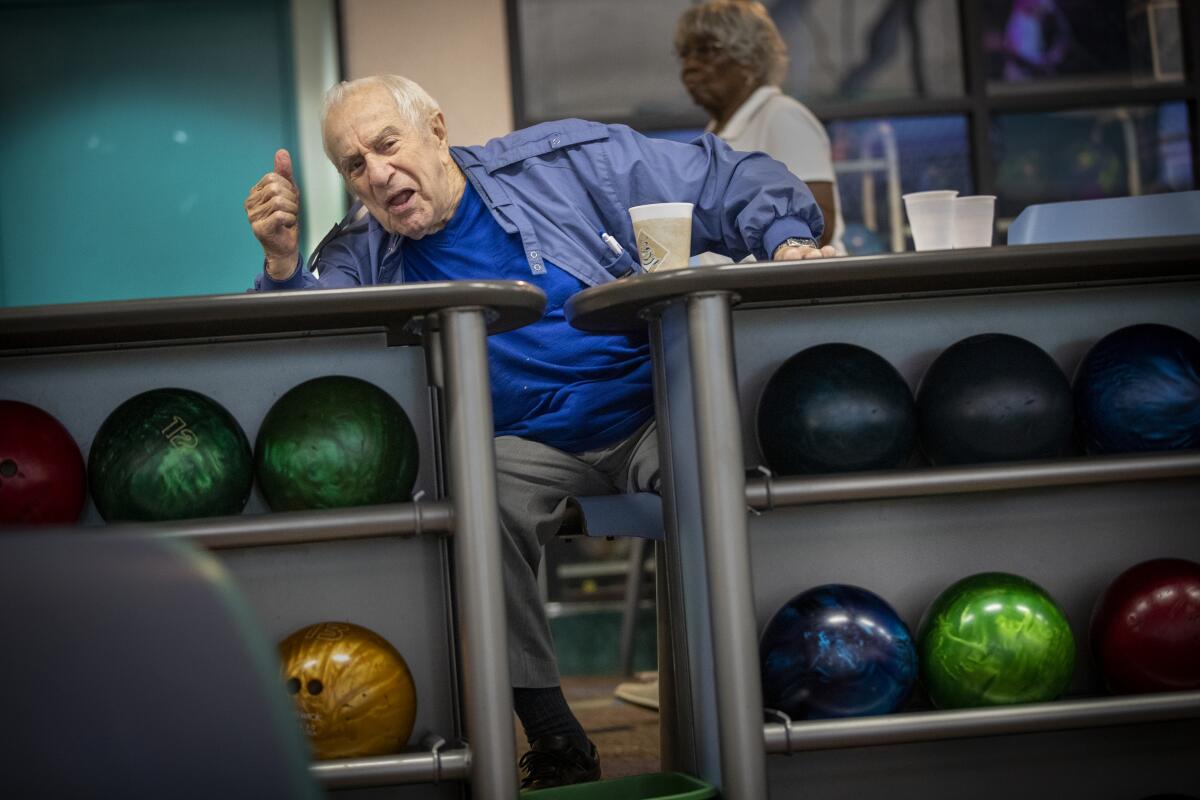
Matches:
[324,85,459,238]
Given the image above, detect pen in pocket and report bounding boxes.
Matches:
[599,231,624,257]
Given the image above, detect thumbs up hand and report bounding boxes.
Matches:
[245,149,302,280]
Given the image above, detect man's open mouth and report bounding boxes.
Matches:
[387,189,416,213]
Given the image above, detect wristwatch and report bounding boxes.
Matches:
[773,237,820,258]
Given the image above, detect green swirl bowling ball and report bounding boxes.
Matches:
[255,376,418,511]
[88,388,253,522]
[918,572,1076,709]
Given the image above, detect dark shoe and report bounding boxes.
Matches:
[518,734,601,789]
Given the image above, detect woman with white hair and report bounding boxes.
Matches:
[676,0,844,253]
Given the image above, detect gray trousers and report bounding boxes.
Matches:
[495,420,660,687]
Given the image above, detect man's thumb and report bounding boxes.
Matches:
[274,149,294,183]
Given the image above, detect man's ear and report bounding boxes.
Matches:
[429,111,449,146]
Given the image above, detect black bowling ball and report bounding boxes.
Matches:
[917,333,1074,466]
[756,343,916,475]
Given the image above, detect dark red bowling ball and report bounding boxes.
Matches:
[0,400,86,525]
[1090,558,1200,694]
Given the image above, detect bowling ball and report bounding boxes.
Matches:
[1073,324,1200,455]
[279,621,417,759]
[88,388,253,522]
[0,400,86,525]
[917,333,1074,465]
[1090,558,1200,694]
[918,572,1076,708]
[255,376,418,511]
[756,343,916,475]
[760,584,917,719]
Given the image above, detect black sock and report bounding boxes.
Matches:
[512,686,588,748]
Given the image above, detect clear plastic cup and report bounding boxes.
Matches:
[629,202,693,272]
[902,190,958,252]
[952,195,997,248]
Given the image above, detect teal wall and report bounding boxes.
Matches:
[0,0,298,307]
[550,609,657,677]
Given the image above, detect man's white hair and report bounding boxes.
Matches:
[321,75,442,160]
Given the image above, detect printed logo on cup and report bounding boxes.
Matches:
[637,229,674,272]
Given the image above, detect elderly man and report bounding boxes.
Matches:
[245,74,836,789]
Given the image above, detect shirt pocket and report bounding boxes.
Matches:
[573,225,637,279]
[597,239,638,279]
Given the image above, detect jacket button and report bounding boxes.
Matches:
[550,137,561,147]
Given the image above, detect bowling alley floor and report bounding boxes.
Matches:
[515,674,660,779]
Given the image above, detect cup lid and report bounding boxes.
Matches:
[902,190,959,202]
[629,202,694,221]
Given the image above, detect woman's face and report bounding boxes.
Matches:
[678,34,757,119]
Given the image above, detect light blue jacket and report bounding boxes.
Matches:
[256,119,823,291]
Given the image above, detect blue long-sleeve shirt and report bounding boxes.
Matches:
[402,180,652,451]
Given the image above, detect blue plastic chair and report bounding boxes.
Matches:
[572,493,665,542]
[1008,191,1200,245]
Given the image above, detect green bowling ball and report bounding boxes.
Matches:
[918,572,1076,709]
[89,388,254,522]
[255,375,419,511]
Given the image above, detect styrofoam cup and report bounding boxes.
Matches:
[629,202,693,272]
[952,195,997,248]
[902,190,958,251]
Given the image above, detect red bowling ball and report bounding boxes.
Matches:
[0,400,87,525]
[1090,558,1200,694]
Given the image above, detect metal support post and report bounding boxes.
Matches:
[684,292,767,800]
[649,317,693,776]
[438,307,517,799]
[618,535,648,677]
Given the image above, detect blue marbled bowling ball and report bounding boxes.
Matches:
[760,584,917,719]
[1074,323,1200,454]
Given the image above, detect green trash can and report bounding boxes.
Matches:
[520,772,716,800]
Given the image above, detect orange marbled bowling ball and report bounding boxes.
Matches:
[279,621,417,759]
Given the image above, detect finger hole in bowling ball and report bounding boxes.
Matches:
[1,459,16,477]
[286,677,301,695]
[307,679,324,696]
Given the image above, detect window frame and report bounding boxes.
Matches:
[504,0,1200,196]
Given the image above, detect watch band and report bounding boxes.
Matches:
[774,237,819,257]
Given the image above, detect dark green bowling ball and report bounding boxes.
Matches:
[89,388,253,522]
[255,376,418,511]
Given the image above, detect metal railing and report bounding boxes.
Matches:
[746,452,1200,510]
[764,691,1200,753]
